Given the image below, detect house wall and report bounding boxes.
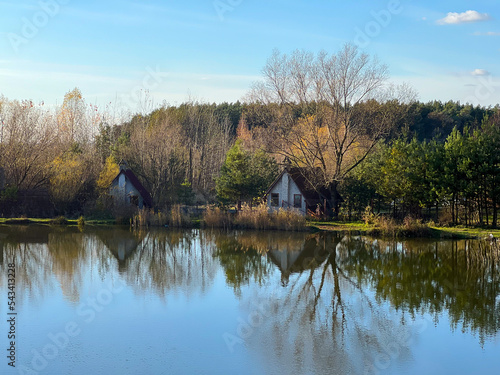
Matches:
[110,173,145,209]
[267,172,307,215]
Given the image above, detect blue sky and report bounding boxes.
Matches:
[1,0,499,111]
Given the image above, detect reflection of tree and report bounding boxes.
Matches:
[0,226,56,308]
[225,233,500,372]
[48,229,86,303]
[239,233,415,374]
[1,227,223,307]
[337,237,500,344]
[118,229,219,298]
[210,231,284,294]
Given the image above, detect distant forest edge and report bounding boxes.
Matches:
[1,93,499,224]
[1,45,500,226]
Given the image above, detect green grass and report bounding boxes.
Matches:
[309,220,500,239]
[307,220,370,233]
[0,218,116,226]
[428,225,500,239]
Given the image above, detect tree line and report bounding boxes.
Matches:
[1,44,499,224]
[342,114,500,226]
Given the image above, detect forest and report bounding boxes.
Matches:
[1,45,499,226]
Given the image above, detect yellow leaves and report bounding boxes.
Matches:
[97,156,119,190]
[57,87,86,143]
[317,126,329,138]
[285,115,331,168]
[50,153,85,203]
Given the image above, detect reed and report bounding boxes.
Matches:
[203,206,232,229]
[202,204,307,231]
[368,215,432,238]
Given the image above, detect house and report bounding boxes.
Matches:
[109,160,153,209]
[265,167,334,216]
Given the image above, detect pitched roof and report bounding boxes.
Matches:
[112,169,153,208]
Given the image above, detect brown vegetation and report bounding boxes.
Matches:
[203,204,307,231]
[132,206,193,228]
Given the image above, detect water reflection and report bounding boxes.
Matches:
[117,230,219,297]
[337,237,500,344]
[0,227,499,374]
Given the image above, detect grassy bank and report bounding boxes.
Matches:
[2,215,500,239]
[308,220,500,239]
[0,217,116,226]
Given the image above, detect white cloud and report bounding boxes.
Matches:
[437,10,491,25]
[473,31,500,36]
[471,69,490,76]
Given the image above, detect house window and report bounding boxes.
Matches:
[270,193,279,207]
[130,195,139,206]
[293,194,302,208]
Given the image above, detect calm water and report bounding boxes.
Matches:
[1,226,499,375]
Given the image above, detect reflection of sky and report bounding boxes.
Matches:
[0,228,499,375]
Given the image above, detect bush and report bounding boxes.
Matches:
[51,216,68,225]
[77,216,85,227]
[362,206,378,225]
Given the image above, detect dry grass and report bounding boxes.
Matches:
[203,204,307,231]
[169,205,192,228]
[275,208,307,231]
[203,206,232,229]
[235,204,272,229]
[133,205,192,228]
[368,215,432,238]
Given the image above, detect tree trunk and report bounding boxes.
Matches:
[451,193,455,224]
[493,193,498,228]
[328,182,340,219]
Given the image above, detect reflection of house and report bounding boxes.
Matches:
[265,167,333,216]
[267,234,342,286]
[109,160,153,209]
[97,228,145,272]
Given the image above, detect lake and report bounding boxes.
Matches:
[1,226,499,375]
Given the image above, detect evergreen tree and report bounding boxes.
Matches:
[216,140,278,207]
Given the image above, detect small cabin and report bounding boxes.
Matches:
[265,167,332,216]
[109,161,153,209]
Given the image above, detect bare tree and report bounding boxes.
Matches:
[57,87,88,145]
[0,99,57,191]
[250,44,416,216]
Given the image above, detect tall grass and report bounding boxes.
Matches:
[203,207,232,229]
[368,215,432,238]
[203,204,307,231]
[132,205,193,228]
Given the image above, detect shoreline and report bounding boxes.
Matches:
[308,221,500,239]
[1,217,500,239]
